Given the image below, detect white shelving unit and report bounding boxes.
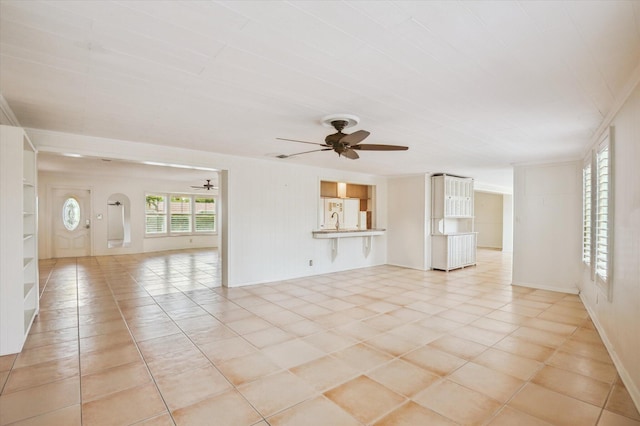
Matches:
[431,173,477,271]
[0,125,39,355]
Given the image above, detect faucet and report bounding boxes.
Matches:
[331,212,340,230]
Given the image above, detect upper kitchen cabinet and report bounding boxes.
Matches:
[320,180,374,229]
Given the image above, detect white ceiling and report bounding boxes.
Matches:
[1,1,639,189]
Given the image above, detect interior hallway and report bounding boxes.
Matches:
[0,249,638,425]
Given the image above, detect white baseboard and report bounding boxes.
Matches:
[511,281,579,294]
[579,293,640,412]
[386,262,428,271]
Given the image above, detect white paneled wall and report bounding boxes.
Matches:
[475,191,503,249]
[512,161,582,293]
[223,157,387,286]
[502,194,514,252]
[386,175,430,270]
[579,82,640,408]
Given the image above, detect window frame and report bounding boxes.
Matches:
[582,128,614,301]
[169,194,193,234]
[194,196,217,233]
[594,130,613,300]
[145,193,168,235]
[144,192,217,237]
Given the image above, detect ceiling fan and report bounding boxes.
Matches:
[190,179,217,190]
[276,115,408,160]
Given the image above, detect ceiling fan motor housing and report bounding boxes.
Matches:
[325,120,349,146]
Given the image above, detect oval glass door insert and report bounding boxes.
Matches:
[62,197,81,231]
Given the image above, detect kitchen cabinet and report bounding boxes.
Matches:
[320,180,373,229]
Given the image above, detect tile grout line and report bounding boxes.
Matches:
[130,258,270,424]
[76,258,84,425]
[119,254,269,424]
[95,256,177,425]
[479,303,607,426]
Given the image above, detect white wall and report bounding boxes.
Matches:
[30,129,388,287]
[579,82,640,408]
[38,171,219,258]
[502,194,513,252]
[387,175,430,270]
[512,161,582,293]
[475,191,503,249]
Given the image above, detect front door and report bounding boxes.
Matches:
[52,188,91,258]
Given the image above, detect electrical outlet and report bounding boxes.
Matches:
[309,259,313,266]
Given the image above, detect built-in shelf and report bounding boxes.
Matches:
[24,282,35,299]
[24,309,36,332]
[312,229,386,239]
[2,125,40,355]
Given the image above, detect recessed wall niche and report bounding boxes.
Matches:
[107,193,131,248]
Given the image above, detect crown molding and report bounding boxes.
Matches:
[474,182,513,195]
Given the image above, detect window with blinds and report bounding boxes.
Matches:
[145,193,216,236]
[195,197,216,232]
[145,194,167,234]
[582,162,592,265]
[595,144,609,283]
[170,196,192,233]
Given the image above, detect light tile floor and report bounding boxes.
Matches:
[0,249,638,425]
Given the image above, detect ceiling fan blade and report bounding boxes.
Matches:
[343,149,359,160]
[351,144,409,151]
[339,130,370,146]
[276,137,328,147]
[277,148,332,159]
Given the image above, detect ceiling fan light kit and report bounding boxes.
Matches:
[277,114,408,160]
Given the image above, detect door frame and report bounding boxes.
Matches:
[46,185,94,258]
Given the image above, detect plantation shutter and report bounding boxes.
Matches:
[595,144,609,282]
[582,162,592,265]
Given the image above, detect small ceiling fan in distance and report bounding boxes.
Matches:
[276,114,408,160]
[190,179,217,190]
